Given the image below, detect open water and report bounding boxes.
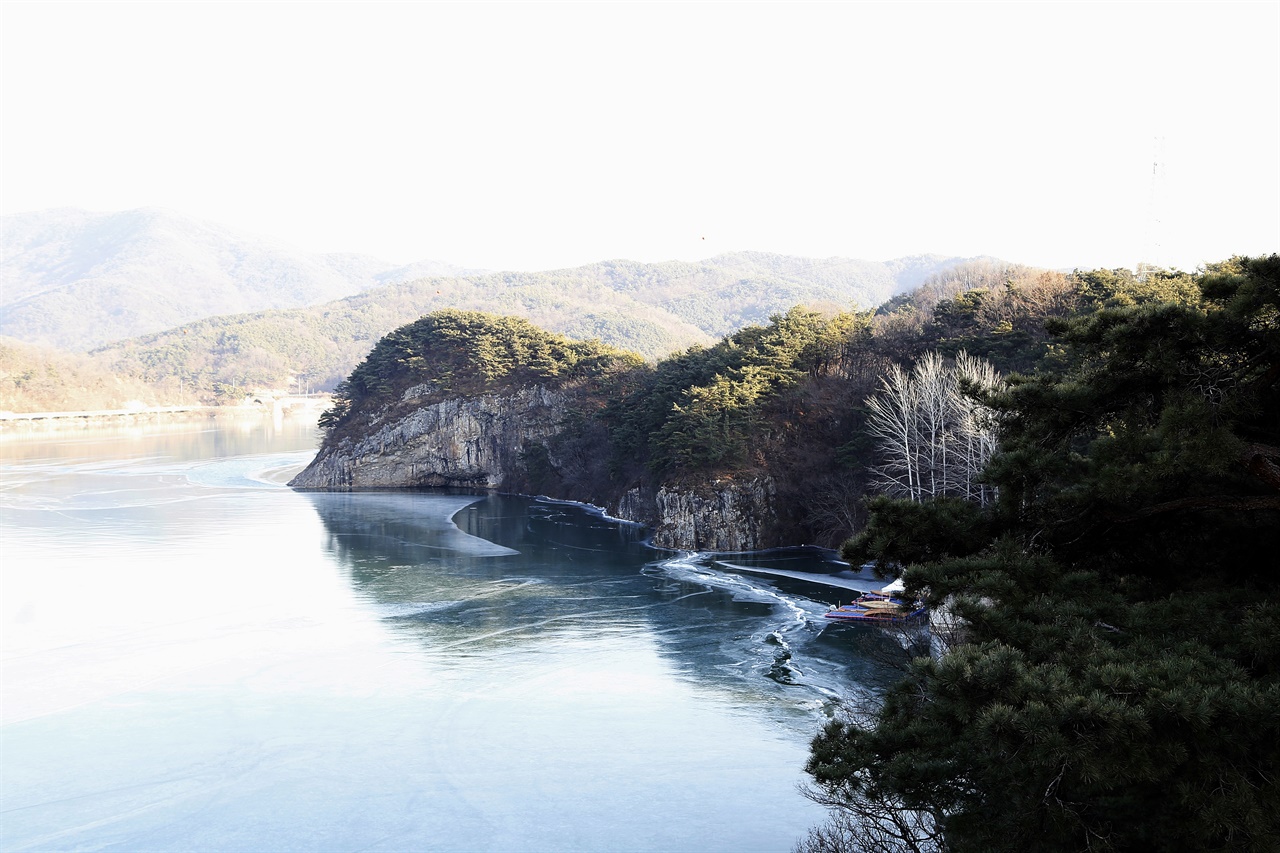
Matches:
[0,417,906,852]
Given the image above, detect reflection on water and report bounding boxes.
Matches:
[307,492,904,716]
[1,420,904,852]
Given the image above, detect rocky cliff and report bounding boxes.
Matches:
[290,386,785,551]
[615,479,782,552]
[289,385,568,490]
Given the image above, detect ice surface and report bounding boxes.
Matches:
[0,424,900,852]
[302,491,519,558]
[716,560,889,593]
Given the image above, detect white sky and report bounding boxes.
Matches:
[2,1,1277,272]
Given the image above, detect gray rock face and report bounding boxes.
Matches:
[646,478,779,551]
[291,386,785,551]
[289,386,568,489]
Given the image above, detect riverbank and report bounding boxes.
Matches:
[0,396,330,434]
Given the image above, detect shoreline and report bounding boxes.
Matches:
[0,398,329,434]
[258,461,313,485]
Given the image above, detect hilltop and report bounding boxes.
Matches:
[0,207,472,349]
[85,252,1002,401]
[0,207,1018,410]
[2,207,999,357]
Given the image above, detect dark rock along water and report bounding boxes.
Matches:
[1,417,903,852]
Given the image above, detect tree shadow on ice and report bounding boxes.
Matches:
[301,490,904,709]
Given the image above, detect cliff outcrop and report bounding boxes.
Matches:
[289,386,568,490]
[287,309,814,549]
[652,478,781,551]
[614,479,782,551]
[290,386,785,551]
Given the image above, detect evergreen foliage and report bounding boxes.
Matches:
[318,310,643,437]
[305,260,1257,556]
[65,251,958,408]
[603,307,871,477]
[808,255,1280,852]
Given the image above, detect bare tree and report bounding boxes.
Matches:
[865,351,1001,505]
[805,474,868,547]
[913,352,952,500]
[795,791,946,853]
[865,363,921,501]
[947,351,1001,505]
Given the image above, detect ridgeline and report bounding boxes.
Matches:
[297,256,1280,852]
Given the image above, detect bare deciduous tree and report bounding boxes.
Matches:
[865,363,922,501]
[865,351,1001,505]
[949,351,1001,505]
[804,474,867,547]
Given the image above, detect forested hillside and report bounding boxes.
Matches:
[318,310,643,441]
[316,259,1209,548]
[0,207,471,349]
[311,256,1279,852]
[803,255,1279,852]
[4,251,999,411]
[2,206,991,360]
[0,337,164,413]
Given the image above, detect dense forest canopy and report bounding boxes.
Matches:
[318,310,643,438]
[805,255,1279,852]
[310,259,1241,544]
[603,307,872,478]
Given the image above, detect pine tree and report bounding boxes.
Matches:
[807,256,1280,852]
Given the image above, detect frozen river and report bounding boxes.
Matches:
[1,417,902,851]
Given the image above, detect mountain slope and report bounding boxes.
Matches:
[86,250,1002,403]
[0,208,470,349]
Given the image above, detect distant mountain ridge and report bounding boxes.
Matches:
[1,207,474,349]
[1,206,1016,408]
[82,249,1009,402]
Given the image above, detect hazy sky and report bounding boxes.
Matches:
[2,1,1277,272]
